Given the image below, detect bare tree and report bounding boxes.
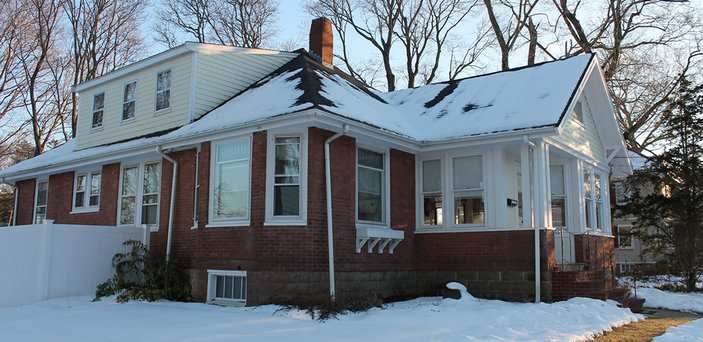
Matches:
[0,1,31,123]
[64,0,147,137]
[15,0,66,156]
[308,0,402,91]
[548,0,703,155]
[155,0,278,49]
[484,0,539,71]
[209,0,278,48]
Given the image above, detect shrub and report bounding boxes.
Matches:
[275,293,384,321]
[94,240,191,303]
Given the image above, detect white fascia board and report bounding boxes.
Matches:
[73,44,192,92]
[72,42,298,93]
[419,127,559,152]
[556,57,596,136]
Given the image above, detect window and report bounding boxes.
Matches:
[122,81,136,121]
[617,226,632,249]
[34,181,48,224]
[594,173,604,230]
[155,69,171,112]
[422,159,442,226]
[74,172,101,210]
[357,148,385,224]
[92,92,105,129]
[573,100,583,123]
[614,182,630,204]
[452,155,484,224]
[550,165,567,227]
[119,162,160,228]
[211,138,250,223]
[583,169,592,229]
[273,137,300,216]
[207,270,246,305]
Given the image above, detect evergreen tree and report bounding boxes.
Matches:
[617,79,703,292]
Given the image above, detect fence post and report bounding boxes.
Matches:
[37,220,54,302]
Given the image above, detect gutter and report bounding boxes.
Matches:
[0,177,17,226]
[156,146,178,262]
[523,135,541,303]
[324,124,349,301]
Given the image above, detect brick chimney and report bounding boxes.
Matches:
[309,17,333,66]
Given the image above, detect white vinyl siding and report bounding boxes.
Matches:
[552,97,606,162]
[76,54,193,150]
[194,53,293,119]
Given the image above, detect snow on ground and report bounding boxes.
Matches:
[653,318,703,342]
[0,293,641,342]
[618,275,703,290]
[634,288,703,313]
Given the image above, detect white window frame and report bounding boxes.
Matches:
[550,163,568,228]
[415,149,490,232]
[117,161,161,231]
[122,80,137,122]
[420,158,443,228]
[449,153,486,228]
[355,145,391,229]
[34,180,49,224]
[207,136,252,227]
[582,165,609,233]
[154,67,172,115]
[206,269,247,306]
[91,90,105,130]
[72,170,101,213]
[265,132,307,226]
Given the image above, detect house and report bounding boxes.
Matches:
[0,18,632,305]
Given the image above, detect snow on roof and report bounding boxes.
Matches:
[0,53,594,179]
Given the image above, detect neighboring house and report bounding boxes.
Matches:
[0,19,631,305]
[612,154,665,273]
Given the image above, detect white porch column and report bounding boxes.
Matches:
[532,141,550,228]
[520,143,532,228]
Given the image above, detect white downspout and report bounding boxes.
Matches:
[1,178,17,226]
[523,136,541,303]
[191,146,201,229]
[325,124,349,301]
[156,146,178,262]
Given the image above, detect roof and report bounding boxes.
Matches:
[1,52,595,180]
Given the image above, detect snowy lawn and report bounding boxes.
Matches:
[634,288,703,313]
[0,287,642,342]
[653,318,703,342]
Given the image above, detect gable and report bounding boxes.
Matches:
[552,95,606,163]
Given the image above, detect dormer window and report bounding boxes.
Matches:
[123,81,137,121]
[155,68,171,112]
[92,92,105,129]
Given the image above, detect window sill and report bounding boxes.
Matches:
[70,208,100,214]
[264,220,307,227]
[414,226,549,234]
[90,126,104,132]
[154,108,172,116]
[121,118,136,124]
[206,221,250,228]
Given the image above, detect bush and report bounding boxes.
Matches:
[94,240,191,303]
[275,294,384,321]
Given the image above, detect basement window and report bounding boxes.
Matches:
[207,270,247,306]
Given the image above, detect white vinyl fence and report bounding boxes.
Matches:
[0,220,144,307]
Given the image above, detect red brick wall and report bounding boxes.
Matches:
[415,230,554,272]
[574,234,615,270]
[45,163,119,225]
[14,178,36,225]
[552,270,611,301]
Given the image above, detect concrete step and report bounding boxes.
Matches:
[617,297,646,313]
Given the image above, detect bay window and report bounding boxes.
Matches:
[452,155,484,225]
[357,148,385,224]
[211,138,250,223]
